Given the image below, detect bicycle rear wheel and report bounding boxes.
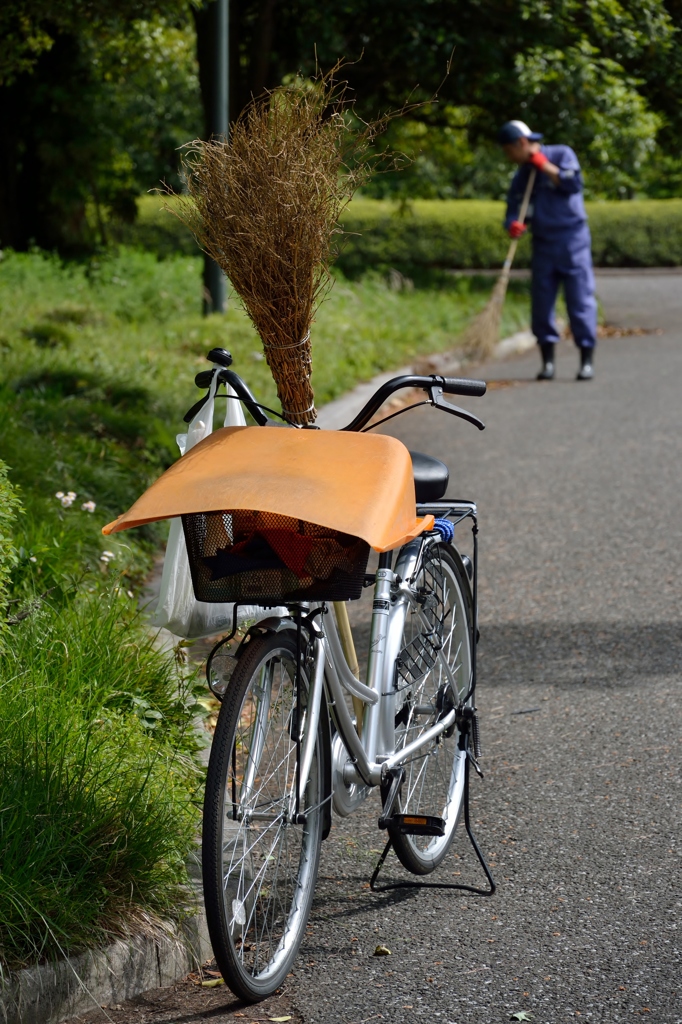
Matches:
[391,542,473,875]
[202,631,323,1001]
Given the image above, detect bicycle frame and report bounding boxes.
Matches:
[290,499,478,809]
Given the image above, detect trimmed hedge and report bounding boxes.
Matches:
[338,198,682,275]
[117,195,682,271]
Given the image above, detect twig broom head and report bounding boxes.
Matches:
[174,67,385,425]
[459,268,511,361]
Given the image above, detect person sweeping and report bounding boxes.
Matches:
[498,120,597,381]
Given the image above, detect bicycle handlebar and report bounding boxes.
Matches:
[185,356,487,433]
[341,374,486,432]
[441,377,487,398]
[184,367,269,425]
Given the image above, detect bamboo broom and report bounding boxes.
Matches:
[460,168,536,361]
[332,601,365,738]
[171,69,398,426]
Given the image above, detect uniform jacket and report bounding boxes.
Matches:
[504,144,588,242]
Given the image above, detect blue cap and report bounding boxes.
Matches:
[497,120,544,145]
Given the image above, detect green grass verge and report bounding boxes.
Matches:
[0,589,203,969]
[118,194,682,272]
[1,452,204,969]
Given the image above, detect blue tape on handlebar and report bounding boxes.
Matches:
[433,518,455,543]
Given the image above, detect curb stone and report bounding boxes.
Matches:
[0,856,211,1024]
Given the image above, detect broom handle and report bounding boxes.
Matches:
[502,168,537,273]
[332,601,365,737]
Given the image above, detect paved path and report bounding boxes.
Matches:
[289,273,681,1024]
[68,274,680,1024]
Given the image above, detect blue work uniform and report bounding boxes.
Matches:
[505,144,597,351]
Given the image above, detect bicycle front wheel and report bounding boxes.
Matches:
[202,631,323,1002]
[391,542,473,875]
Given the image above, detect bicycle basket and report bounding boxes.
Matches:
[182,509,370,604]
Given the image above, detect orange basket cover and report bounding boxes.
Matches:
[103,426,434,552]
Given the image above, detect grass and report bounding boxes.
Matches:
[0,241,530,971]
[0,592,203,969]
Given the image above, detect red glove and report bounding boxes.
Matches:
[529,150,549,170]
[508,220,527,239]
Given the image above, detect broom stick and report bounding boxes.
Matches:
[460,168,537,360]
[332,601,365,738]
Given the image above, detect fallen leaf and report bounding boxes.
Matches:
[201,977,225,987]
[510,1014,533,1022]
[373,944,391,956]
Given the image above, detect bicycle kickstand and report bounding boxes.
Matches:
[369,728,496,897]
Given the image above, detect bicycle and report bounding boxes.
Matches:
[105,346,491,1002]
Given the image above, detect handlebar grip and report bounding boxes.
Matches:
[441,377,487,397]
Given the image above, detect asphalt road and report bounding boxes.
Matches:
[288,273,681,1024]
[66,274,680,1024]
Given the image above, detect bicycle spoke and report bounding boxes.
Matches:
[392,545,472,868]
[204,634,322,995]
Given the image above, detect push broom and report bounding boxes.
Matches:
[460,168,536,360]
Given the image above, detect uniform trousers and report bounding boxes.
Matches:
[531,225,597,350]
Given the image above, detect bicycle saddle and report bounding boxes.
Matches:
[409,451,449,503]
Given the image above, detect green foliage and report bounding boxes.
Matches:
[333,198,682,275]
[338,200,528,275]
[86,18,202,214]
[0,0,191,84]
[4,0,682,257]
[515,42,661,198]
[586,200,682,265]
[0,461,23,651]
[0,15,201,251]
[250,0,682,200]
[0,593,202,969]
[362,108,514,202]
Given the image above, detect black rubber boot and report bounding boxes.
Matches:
[577,347,595,381]
[536,342,555,380]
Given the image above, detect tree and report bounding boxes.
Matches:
[0,2,197,251]
[229,0,681,198]
[1,0,680,253]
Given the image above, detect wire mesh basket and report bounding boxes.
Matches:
[182,509,370,604]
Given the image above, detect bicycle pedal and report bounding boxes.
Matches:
[380,813,445,837]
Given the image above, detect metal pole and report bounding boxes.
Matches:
[203,0,228,315]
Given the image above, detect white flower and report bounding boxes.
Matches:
[29,556,37,563]
[55,491,65,499]
[127,590,134,599]
[100,550,115,563]
[81,500,96,513]
[60,496,74,508]
[67,491,76,499]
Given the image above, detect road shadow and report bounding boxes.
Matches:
[478,620,682,689]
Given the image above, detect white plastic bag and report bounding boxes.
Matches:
[152,369,265,638]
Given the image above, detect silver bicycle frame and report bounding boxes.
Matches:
[294,503,476,799]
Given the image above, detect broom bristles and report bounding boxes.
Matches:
[168,67,398,425]
[460,268,511,361]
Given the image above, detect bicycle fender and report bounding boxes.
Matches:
[233,616,332,838]
[235,614,297,655]
[319,687,333,841]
